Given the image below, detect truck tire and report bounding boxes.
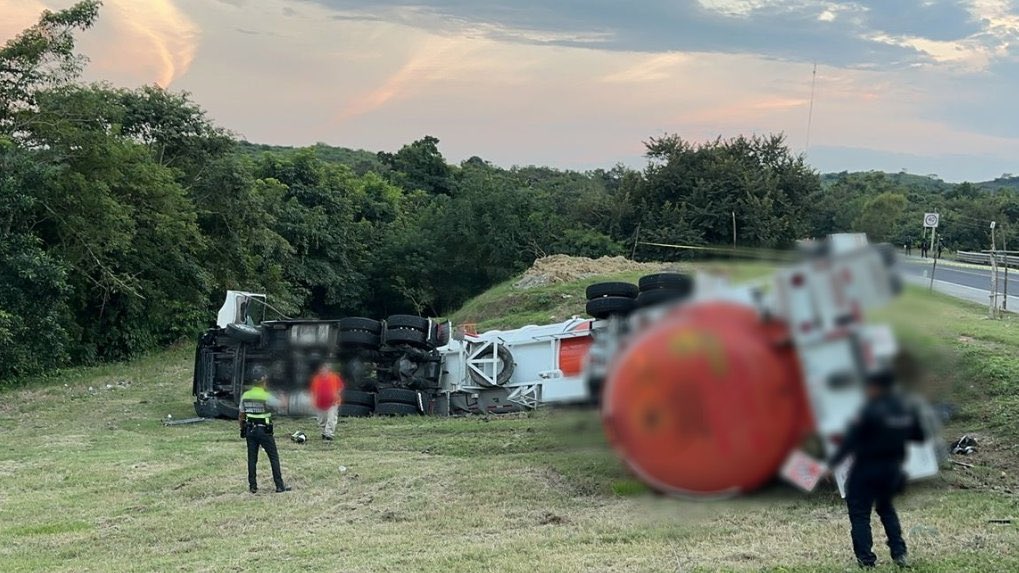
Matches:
[586,281,639,300]
[341,389,375,407]
[339,329,381,348]
[377,387,420,405]
[339,317,382,334]
[636,288,689,308]
[638,273,693,293]
[386,315,430,332]
[225,323,261,343]
[339,403,372,417]
[385,328,429,348]
[585,296,636,319]
[375,402,420,416]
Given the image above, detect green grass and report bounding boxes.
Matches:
[449,261,774,331]
[2,276,1019,572]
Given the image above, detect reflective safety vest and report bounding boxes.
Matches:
[240,386,273,424]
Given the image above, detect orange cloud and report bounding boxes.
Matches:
[335,35,476,123]
[101,0,200,87]
[0,0,199,88]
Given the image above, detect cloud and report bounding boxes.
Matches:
[103,0,200,87]
[601,53,690,83]
[334,36,469,122]
[0,0,200,88]
[303,0,1009,69]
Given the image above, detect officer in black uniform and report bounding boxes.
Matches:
[827,370,926,568]
[239,368,291,494]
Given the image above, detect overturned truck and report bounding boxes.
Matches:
[192,293,604,419]
[194,236,944,497]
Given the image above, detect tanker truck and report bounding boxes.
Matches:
[192,233,940,497]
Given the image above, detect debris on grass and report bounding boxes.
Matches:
[163,416,211,426]
[952,435,978,455]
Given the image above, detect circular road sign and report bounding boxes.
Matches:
[923,213,940,228]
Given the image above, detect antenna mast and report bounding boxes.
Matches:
[805,62,817,154]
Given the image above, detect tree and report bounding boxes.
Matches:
[0,138,72,378]
[378,135,453,195]
[0,1,101,136]
[854,192,907,243]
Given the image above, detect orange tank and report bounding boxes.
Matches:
[601,302,812,497]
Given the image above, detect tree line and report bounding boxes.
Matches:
[2,2,1017,380]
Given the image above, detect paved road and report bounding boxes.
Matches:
[901,258,1019,295]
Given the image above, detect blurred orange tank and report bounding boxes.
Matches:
[601,302,813,497]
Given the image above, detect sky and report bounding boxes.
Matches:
[2,0,1019,181]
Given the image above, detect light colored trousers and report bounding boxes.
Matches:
[317,404,338,438]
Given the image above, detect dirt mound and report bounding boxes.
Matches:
[513,255,670,289]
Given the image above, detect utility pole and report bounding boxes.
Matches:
[805,62,817,154]
[631,223,641,260]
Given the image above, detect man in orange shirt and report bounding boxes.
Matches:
[309,360,344,441]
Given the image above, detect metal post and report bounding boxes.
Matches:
[1003,227,1009,311]
[990,222,998,318]
[732,211,737,250]
[928,226,938,292]
[631,223,641,260]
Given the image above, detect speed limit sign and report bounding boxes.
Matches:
[923,213,940,228]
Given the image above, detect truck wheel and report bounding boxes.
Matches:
[341,389,375,407]
[339,404,372,417]
[225,323,261,343]
[386,315,430,332]
[385,328,429,348]
[339,317,382,334]
[585,296,636,319]
[339,329,381,348]
[636,288,689,308]
[638,273,693,293]
[377,387,420,405]
[586,282,639,300]
[375,402,420,416]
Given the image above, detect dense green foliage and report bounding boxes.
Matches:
[3,2,1018,380]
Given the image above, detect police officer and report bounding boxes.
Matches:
[239,369,291,494]
[826,370,926,568]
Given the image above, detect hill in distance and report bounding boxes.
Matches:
[238,140,1019,192]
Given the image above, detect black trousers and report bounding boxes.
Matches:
[845,461,907,566]
[246,425,284,490]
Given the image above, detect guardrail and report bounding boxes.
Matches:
[955,251,1019,266]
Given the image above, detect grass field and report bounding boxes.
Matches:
[2,279,1018,572]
